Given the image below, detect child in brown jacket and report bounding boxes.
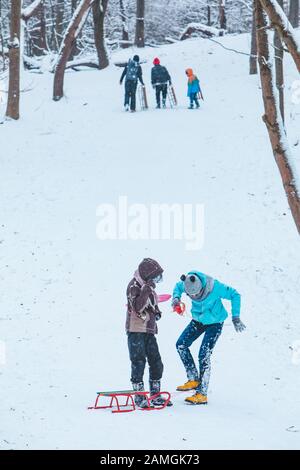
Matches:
[126,258,172,408]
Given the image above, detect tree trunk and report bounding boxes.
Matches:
[70,0,80,59]
[255,0,300,234]
[93,0,109,69]
[120,0,129,48]
[289,0,299,27]
[207,1,211,26]
[249,1,258,74]
[31,1,47,56]
[53,0,94,101]
[274,0,284,122]
[135,0,144,48]
[259,0,300,73]
[55,0,65,49]
[0,0,6,72]
[219,0,227,30]
[6,0,21,120]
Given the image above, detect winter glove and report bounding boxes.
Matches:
[155,306,162,321]
[172,297,185,315]
[232,317,246,333]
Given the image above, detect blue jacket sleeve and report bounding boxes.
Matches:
[216,281,241,318]
[172,281,185,300]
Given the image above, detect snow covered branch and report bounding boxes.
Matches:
[256,0,300,235]
[22,0,43,21]
[259,0,300,73]
[180,23,225,41]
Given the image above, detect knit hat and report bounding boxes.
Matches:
[133,55,140,63]
[138,258,163,281]
[153,57,160,65]
[181,273,202,298]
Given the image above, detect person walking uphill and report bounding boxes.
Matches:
[126,258,173,408]
[172,271,245,405]
[120,55,144,112]
[186,68,202,109]
[151,57,172,108]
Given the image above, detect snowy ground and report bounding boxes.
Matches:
[1,33,300,450]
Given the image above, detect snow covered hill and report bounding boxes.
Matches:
[1,33,300,450]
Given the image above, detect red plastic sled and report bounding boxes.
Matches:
[88,389,171,413]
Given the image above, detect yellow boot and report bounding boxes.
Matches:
[185,393,208,405]
[176,380,199,391]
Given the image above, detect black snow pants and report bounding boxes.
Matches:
[127,332,163,383]
[124,79,138,111]
[155,84,168,106]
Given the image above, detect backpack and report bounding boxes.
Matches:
[126,59,139,81]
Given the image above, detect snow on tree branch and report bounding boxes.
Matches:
[259,0,300,73]
[180,23,225,41]
[22,0,43,21]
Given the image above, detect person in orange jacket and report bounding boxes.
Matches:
[186,68,202,109]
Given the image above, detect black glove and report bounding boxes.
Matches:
[155,307,162,321]
[232,317,246,333]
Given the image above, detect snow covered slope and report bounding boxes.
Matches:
[1,32,300,450]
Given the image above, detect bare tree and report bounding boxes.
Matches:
[207,0,211,26]
[259,0,300,73]
[31,1,47,56]
[55,0,65,49]
[6,0,21,120]
[135,0,144,48]
[255,0,300,234]
[274,0,284,121]
[69,0,80,59]
[219,0,227,30]
[93,0,109,69]
[22,0,43,21]
[53,0,94,101]
[120,0,129,48]
[289,0,299,27]
[249,0,258,74]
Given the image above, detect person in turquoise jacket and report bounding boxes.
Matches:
[172,270,245,405]
[186,68,202,109]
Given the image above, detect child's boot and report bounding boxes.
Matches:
[176,380,199,391]
[185,392,208,405]
[132,382,150,408]
[149,379,173,407]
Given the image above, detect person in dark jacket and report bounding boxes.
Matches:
[151,57,172,108]
[120,55,144,112]
[126,258,172,408]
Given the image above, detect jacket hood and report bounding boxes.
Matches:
[187,270,207,288]
[138,258,163,281]
[186,68,194,77]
